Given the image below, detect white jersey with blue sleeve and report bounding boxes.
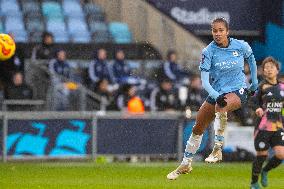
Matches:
[199,38,257,99]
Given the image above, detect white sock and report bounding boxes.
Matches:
[213,112,227,148]
[181,133,203,165]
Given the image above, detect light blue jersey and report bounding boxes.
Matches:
[199,38,258,99]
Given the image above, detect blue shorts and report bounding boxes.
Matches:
[206,88,248,105]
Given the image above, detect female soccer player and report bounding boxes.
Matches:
[250,57,284,189]
[167,17,258,180]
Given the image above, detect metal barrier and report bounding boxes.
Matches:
[2,100,45,111]
[0,111,192,162]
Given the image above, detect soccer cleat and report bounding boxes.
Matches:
[261,171,268,187]
[250,182,261,189]
[205,147,222,163]
[166,163,193,180]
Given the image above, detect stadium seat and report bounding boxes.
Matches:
[54,31,70,43]
[109,22,132,44]
[71,32,91,43]
[46,20,67,34]
[10,30,28,42]
[24,11,43,20]
[0,1,21,16]
[28,31,43,43]
[89,21,108,33]
[4,11,23,18]
[84,3,104,16]
[42,2,64,21]
[87,13,105,22]
[22,2,41,15]
[0,20,4,33]
[92,32,112,43]
[62,0,84,18]
[26,20,45,33]
[67,18,88,35]
[5,17,25,32]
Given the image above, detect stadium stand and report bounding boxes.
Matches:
[109,22,132,44]
[0,0,133,44]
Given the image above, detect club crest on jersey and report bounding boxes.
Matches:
[232,51,239,56]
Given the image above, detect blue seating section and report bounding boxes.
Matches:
[252,23,284,73]
[62,0,84,19]
[109,22,132,44]
[0,21,4,33]
[0,0,27,42]
[1,1,21,16]
[0,0,133,43]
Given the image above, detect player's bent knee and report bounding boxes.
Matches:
[192,125,205,135]
[275,151,284,160]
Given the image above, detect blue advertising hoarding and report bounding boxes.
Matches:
[97,118,180,154]
[183,120,212,157]
[6,119,92,157]
[147,0,262,35]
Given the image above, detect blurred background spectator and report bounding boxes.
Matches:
[49,49,71,82]
[112,49,146,87]
[183,74,207,112]
[112,49,131,84]
[32,32,55,61]
[88,48,116,90]
[49,49,78,110]
[93,78,114,110]
[115,84,144,112]
[150,77,181,112]
[4,71,33,111]
[162,50,192,86]
[5,72,33,100]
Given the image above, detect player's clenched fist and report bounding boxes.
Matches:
[255,107,264,117]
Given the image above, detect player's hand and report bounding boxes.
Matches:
[255,108,264,117]
[249,83,258,96]
[245,88,256,97]
[216,95,227,108]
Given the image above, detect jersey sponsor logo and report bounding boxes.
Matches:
[232,51,239,56]
[266,102,283,113]
[215,61,237,70]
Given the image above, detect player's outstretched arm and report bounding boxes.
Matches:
[200,71,219,100]
[247,54,258,91]
[243,41,258,91]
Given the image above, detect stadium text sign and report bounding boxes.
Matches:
[147,0,262,35]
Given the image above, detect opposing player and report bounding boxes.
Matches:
[250,57,284,189]
[167,17,258,180]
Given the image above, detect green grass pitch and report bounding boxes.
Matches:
[0,162,283,188]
